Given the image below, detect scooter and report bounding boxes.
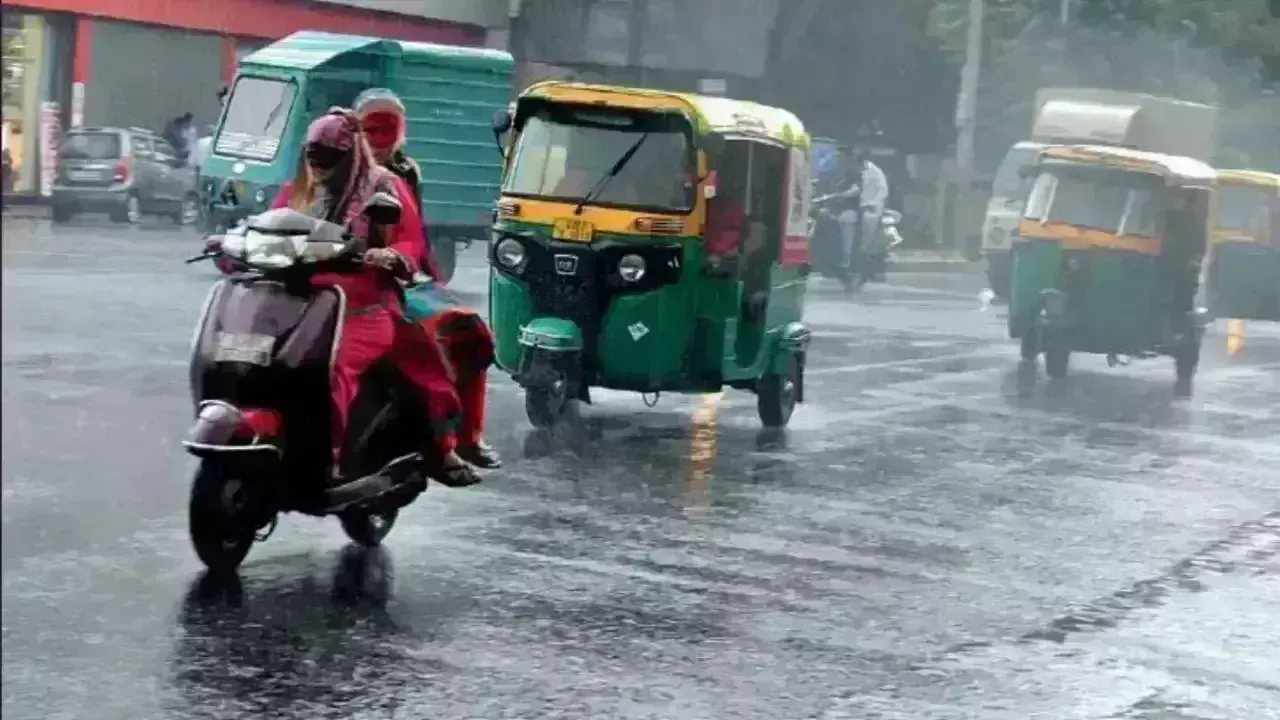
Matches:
[183,193,436,573]
[808,192,861,292]
[809,194,904,291]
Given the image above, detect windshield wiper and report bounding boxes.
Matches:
[573,133,648,215]
[261,82,293,133]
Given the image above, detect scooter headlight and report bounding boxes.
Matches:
[254,188,267,204]
[618,253,646,282]
[495,238,526,269]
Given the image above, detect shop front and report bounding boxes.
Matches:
[2,7,73,199]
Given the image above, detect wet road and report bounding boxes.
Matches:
[3,216,1278,720]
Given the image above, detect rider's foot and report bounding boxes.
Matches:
[457,440,502,469]
[430,451,483,488]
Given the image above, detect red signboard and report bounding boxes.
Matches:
[10,0,484,45]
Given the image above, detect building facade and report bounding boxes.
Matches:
[2,0,503,199]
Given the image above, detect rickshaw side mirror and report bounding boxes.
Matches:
[491,109,513,135]
[491,109,513,159]
[362,191,402,226]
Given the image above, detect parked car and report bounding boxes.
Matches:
[51,126,199,225]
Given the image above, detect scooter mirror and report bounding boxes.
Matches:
[362,192,402,226]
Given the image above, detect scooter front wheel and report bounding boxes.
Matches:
[339,509,399,547]
[188,461,261,573]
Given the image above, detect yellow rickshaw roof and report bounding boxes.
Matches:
[519,81,809,147]
[1039,144,1217,184]
[1215,169,1280,189]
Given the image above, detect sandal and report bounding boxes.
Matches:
[457,440,502,469]
[430,451,482,488]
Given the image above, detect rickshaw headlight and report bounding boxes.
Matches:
[618,254,646,282]
[495,238,525,269]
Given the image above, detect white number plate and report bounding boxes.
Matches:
[213,332,275,366]
[69,170,98,181]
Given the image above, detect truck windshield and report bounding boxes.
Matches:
[214,76,296,162]
[503,104,695,212]
[1216,184,1272,233]
[991,146,1041,200]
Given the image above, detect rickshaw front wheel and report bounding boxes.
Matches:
[757,355,801,428]
[1173,341,1200,398]
[1019,333,1039,361]
[525,386,570,428]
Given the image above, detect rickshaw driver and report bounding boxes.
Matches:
[353,88,502,469]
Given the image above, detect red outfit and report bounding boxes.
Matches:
[270,112,461,464]
[706,198,745,258]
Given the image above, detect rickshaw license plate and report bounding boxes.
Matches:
[552,218,594,243]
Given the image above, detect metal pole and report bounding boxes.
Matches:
[952,0,984,250]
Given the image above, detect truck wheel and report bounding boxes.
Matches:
[987,265,1010,300]
[188,462,260,573]
[432,234,458,284]
[1043,331,1070,380]
[757,355,800,428]
[339,509,399,547]
[1173,340,1200,398]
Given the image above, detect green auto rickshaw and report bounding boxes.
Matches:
[200,31,513,282]
[487,81,814,428]
[1008,144,1216,395]
[1206,169,1280,323]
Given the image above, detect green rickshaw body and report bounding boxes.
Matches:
[1206,170,1280,322]
[1008,145,1216,387]
[201,31,513,279]
[488,82,813,426]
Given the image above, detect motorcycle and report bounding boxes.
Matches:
[808,189,904,291]
[183,193,435,573]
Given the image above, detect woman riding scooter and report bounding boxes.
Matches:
[271,108,482,488]
[354,88,501,469]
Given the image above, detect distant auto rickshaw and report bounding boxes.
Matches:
[200,31,514,282]
[488,82,813,428]
[1007,145,1216,394]
[1206,169,1280,323]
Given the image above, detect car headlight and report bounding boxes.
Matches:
[495,238,525,269]
[618,253,646,282]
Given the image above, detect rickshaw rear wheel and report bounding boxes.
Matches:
[1044,341,1070,380]
[757,355,800,428]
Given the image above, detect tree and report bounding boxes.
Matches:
[927,0,1280,170]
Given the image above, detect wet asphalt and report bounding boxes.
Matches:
[3,214,1278,720]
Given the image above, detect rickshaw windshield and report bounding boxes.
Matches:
[1216,184,1272,232]
[1024,166,1164,236]
[214,76,297,162]
[504,103,695,212]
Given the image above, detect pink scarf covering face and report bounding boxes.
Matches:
[305,108,392,244]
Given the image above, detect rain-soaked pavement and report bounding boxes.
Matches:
[3,215,1278,720]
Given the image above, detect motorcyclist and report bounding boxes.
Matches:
[269,108,481,488]
[354,88,501,469]
[830,144,889,280]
